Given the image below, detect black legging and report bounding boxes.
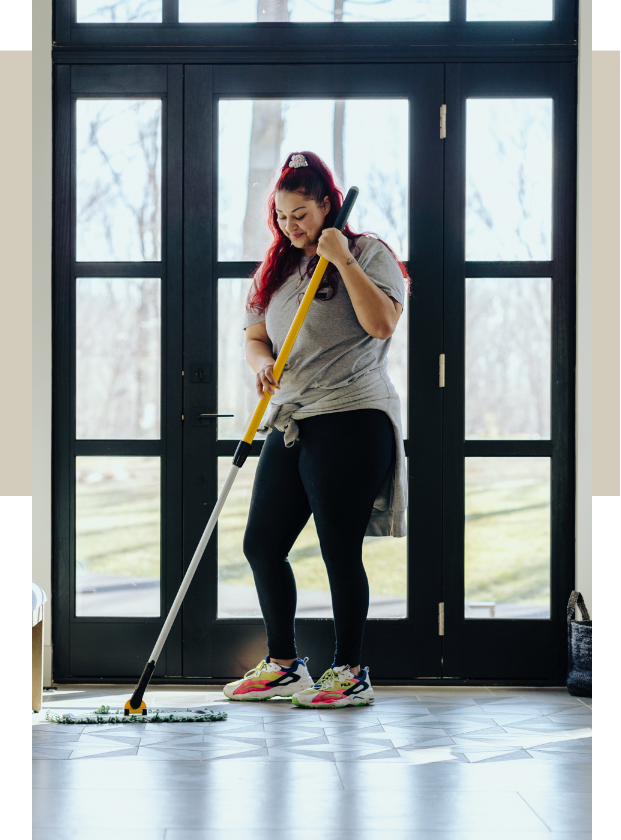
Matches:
[243,408,395,667]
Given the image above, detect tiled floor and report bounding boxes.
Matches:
[33,685,591,839]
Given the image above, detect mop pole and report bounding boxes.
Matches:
[125,186,359,714]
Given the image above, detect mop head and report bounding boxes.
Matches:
[45,705,227,725]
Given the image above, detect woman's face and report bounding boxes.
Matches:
[275,190,331,255]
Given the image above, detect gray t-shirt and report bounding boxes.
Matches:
[243,235,408,537]
[243,236,405,398]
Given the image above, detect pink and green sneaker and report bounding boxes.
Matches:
[223,657,313,701]
[292,664,374,708]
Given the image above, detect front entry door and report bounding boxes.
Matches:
[181,64,445,681]
[53,60,576,684]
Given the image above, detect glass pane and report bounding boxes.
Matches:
[218,278,256,441]
[218,278,407,439]
[467,1,553,21]
[77,99,162,262]
[181,0,449,23]
[76,278,161,440]
[77,1,162,22]
[76,457,160,617]
[218,458,407,617]
[218,99,409,261]
[465,457,550,619]
[466,99,553,261]
[466,278,551,440]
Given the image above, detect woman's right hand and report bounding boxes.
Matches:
[256,363,280,398]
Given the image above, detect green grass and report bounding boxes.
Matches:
[73,454,552,608]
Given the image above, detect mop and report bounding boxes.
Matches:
[47,186,359,725]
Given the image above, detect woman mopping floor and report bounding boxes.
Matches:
[223,152,410,709]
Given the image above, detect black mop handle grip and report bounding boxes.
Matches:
[334,186,359,231]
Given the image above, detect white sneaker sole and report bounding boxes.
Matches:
[223,679,314,702]
[292,689,375,709]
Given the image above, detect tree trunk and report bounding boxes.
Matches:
[242,1,289,259]
[333,2,345,186]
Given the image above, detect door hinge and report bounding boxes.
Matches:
[440,104,447,139]
[439,353,445,387]
[181,414,184,421]
[439,602,445,635]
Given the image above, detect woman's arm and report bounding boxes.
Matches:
[317,229,403,340]
[245,321,281,397]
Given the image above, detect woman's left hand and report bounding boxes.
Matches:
[317,228,351,268]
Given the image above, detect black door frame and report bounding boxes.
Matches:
[442,62,577,681]
[52,63,185,679]
[51,8,579,686]
[182,63,445,681]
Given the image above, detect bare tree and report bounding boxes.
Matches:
[242,1,290,259]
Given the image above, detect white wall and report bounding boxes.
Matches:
[32,0,53,684]
[31,4,593,683]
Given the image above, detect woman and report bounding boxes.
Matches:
[223,151,409,708]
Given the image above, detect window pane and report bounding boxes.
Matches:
[77,1,162,22]
[467,1,553,21]
[466,99,552,261]
[76,457,160,617]
[465,457,550,619]
[180,0,449,23]
[218,458,406,617]
[76,278,161,440]
[218,278,256,441]
[466,278,551,440]
[218,99,409,261]
[77,99,162,261]
[218,277,407,439]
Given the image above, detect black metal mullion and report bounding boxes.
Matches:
[550,61,577,634]
[450,0,466,24]
[75,440,161,456]
[62,21,578,50]
[75,262,163,277]
[465,261,553,278]
[465,441,553,458]
[162,0,179,25]
[182,64,215,678]
[162,63,184,677]
[217,261,260,279]
[52,64,73,679]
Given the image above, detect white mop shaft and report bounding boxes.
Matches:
[149,464,240,664]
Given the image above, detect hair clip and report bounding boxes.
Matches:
[289,154,308,169]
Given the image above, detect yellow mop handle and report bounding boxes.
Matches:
[241,255,329,444]
[123,187,358,715]
[233,185,359,465]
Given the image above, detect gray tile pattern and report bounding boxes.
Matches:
[33,686,592,838]
[34,686,591,765]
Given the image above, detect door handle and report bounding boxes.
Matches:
[195,413,234,427]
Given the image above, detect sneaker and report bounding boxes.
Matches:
[292,664,375,708]
[223,657,314,702]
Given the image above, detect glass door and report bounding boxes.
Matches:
[52,65,184,678]
[442,63,576,679]
[182,64,445,680]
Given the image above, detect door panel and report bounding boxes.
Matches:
[53,64,184,679]
[183,63,445,680]
[53,58,575,684]
[442,63,576,679]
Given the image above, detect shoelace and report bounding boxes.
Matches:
[313,667,346,690]
[242,659,270,680]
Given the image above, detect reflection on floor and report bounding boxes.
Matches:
[33,684,591,838]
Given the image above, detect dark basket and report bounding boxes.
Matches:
[567,590,592,697]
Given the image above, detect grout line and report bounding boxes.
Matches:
[516,790,554,832]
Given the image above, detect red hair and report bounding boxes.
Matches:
[247,151,410,315]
